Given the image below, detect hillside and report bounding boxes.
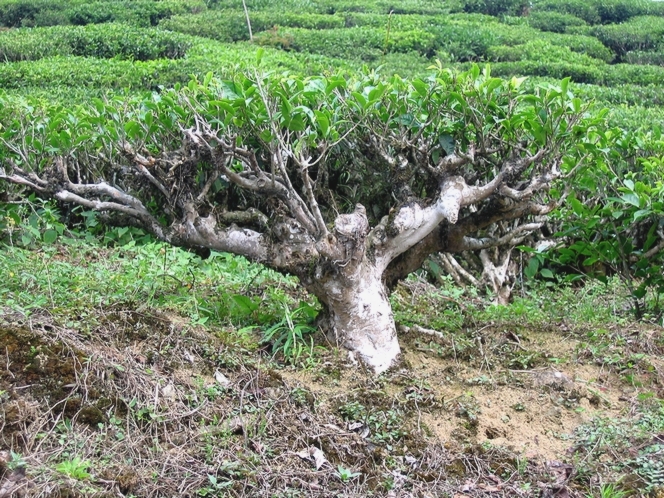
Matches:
[1,242,663,496]
[1,0,664,496]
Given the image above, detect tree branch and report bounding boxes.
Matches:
[459,222,543,251]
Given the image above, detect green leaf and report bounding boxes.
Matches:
[633,209,651,222]
[524,257,539,279]
[314,111,330,137]
[560,77,570,96]
[42,229,57,244]
[567,194,586,216]
[287,115,306,132]
[124,121,141,139]
[209,100,235,116]
[621,193,641,208]
[231,295,258,315]
[438,134,455,155]
[203,71,213,88]
[540,268,554,279]
[351,92,367,109]
[412,79,428,97]
[325,78,346,95]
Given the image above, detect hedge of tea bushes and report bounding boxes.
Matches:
[0,0,205,28]
[0,23,192,62]
[0,40,351,92]
[160,10,347,43]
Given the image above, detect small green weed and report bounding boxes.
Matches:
[55,457,91,480]
[261,303,317,363]
[7,451,27,471]
[337,465,361,482]
[591,484,629,498]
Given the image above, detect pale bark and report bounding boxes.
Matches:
[312,264,400,373]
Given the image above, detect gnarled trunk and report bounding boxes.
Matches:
[305,262,400,373]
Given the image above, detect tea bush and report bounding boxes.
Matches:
[257,26,385,60]
[312,0,451,15]
[339,12,436,30]
[532,0,657,25]
[68,0,205,27]
[0,0,69,27]
[160,10,345,43]
[490,60,603,84]
[594,0,659,24]
[0,0,205,28]
[487,40,606,67]
[526,11,587,33]
[592,16,664,59]
[574,83,664,108]
[604,64,664,86]
[0,24,192,62]
[0,44,348,91]
[431,23,499,61]
[538,32,614,62]
[462,0,529,17]
[532,0,601,25]
[624,50,664,67]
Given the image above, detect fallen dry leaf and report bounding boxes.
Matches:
[310,447,327,470]
[295,447,328,470]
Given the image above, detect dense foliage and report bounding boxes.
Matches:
[0,0,662,313]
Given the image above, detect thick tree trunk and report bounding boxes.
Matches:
[313,264,400,374]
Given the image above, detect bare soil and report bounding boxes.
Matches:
[1,303,663,497]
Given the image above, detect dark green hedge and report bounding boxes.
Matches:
[0,44,349,91]
[462,0,529,17]
[160,10,346,43]
[0,0,205,28]
[527,11,587,33]
[490,60,664,86]
[592,16,664,58]
[0,24,192,62]
[532,0,662,25]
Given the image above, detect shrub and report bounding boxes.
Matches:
[540,33,614,63]
[0,0,205,28]
[527,11,587,33]
[258,26,386,60]
[624,50,664,67]
[0,0,67,27]
[0,26,71,61]
[340,12,434,30]
[532,0,654,25]
[594,0,653,24]
[490,60,603,84]
[0,24,192,63]
[487,40,606,69]
[67,0,204,27]
[462,0,529,17]
[431,23,499,61]
[160,10,346,43]
[603,63,664,86]
[160,11,248,42]
[0,44,349,92]
[574,83,664,108]
[312,0,450,15]
[592,16,664,59]
[532,0,601,25]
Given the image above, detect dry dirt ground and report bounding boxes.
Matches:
[1,300,663,497]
